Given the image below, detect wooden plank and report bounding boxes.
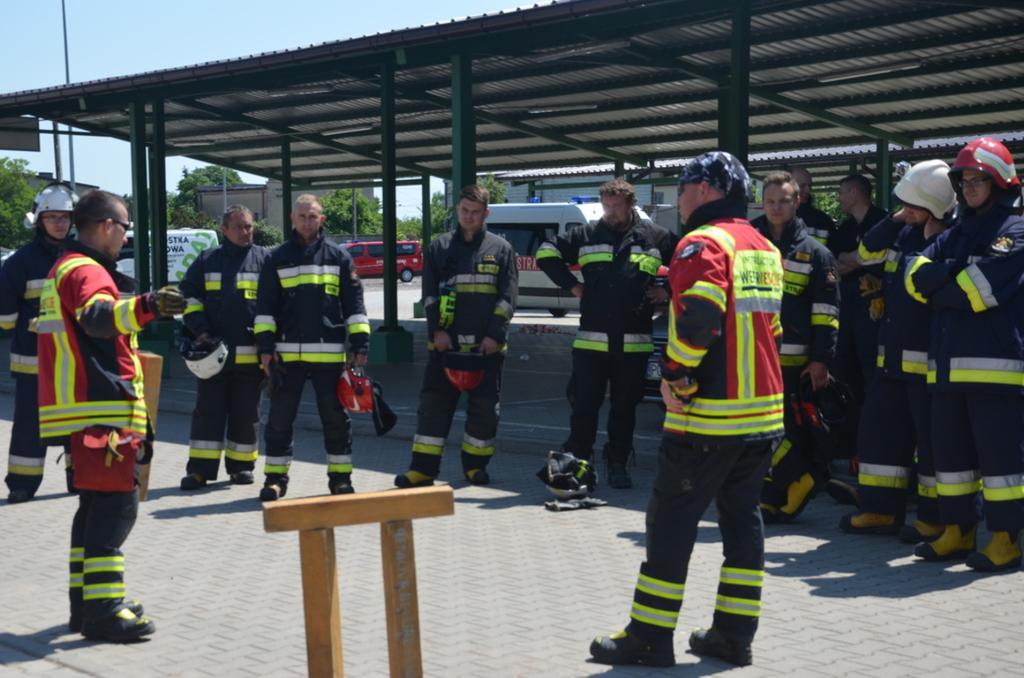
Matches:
[263,486,454,533]
[299,528,344,678]
[380,520,422,678]
[137,351,164,502]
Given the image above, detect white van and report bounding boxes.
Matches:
[117,228,220,283]
[485,202,653,316]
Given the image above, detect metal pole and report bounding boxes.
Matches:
[730,0,751,167]
[450,53,476,191]
[281,139,292,240]
[129,100,151,292]
[61,0,75,190]
[614,160,624,179]
[52,121,62,182]
[876,141,892,211]
[352,188,358,240]
[152,99,168,288]
[381,61,398,330]
[221,166,227,214]
[421,175,431,247]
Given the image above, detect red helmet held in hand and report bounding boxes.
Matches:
[337,367,374,412]
[442,352,486,393]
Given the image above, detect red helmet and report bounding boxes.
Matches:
[950,137,1020,190]
[337,367,374,413]
[442,352,486,393]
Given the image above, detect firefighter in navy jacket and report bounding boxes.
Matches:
[178,205,271,491]
[904,138,1024,572]
[254,194,369,501]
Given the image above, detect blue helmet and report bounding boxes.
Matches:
[678,151,752,203]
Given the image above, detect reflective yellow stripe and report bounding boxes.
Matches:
[720,567,764,587]
[535,244,561,260]
[690,225,737,257]
[455,283,498,294]
[629,602,679,629]
[811,314,839,329]
[630,252,662,276]
[579,252,614,266]
[771,438,792,466]
[279,273,340,289]
[9,464,45,476]
[903,255,931,304]
[681,281,727,312]
[715,595,761,617]
[347,323,371,335]
[857,241,887,264]
[636,573,685,600]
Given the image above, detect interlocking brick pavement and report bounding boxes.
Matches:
[1,362,1023,676]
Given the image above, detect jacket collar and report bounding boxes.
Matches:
[686,198,747,230]
[63,238,117,270]
[455,224,486,247]
[758,217,807,250]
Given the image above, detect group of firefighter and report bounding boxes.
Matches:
[1,136,1021,663]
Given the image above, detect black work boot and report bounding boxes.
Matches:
[81,607,155,643]
[70,599,144,633]
[7,489,32,504]
[606,462,632,489]
[464,468,490,486]
[590,630,674,667]
[688,627,752,666]
[230,471,254,485]
[259,482,287,502]
[328,477,355,495]
[179,473,206,491]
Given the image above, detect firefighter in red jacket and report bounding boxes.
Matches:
[36,190,185,642]
[591,152,784,668]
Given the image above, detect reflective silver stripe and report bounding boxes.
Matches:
[715,596,761,613]
[185,297,203,306]
[902,350,927,364]
[918,474,936,487]
[637,575,685,597]
[537,242,560,255]
[254,314,276,325]
[204,272,222,282]
[495,299,513,314]
[278,265,341,278]
[720,568,764,585]
[962,264,998,308]
[423,296,438,307]
[265,455,292,465]
[928,359,937,371]
[629,605,678,625]
[949,357,1024,372]
[414,435,445,446]
[735,297,782,313]
[236,272,260,283]
[189,439,223,451]
[967,255,984,264]
[463,433,493,448]
[860,463,911,479]
[346,313,369,325]
[739,312,753,399]
[780,343,809,356]
[449,273,497,285]
[575,330,609,342]
[783,260,812,274]
[886,249,900,262]
[623,333,653,344]
[235,345,257,355]
[936,470,981,484]
[811,303,839,316]
[673,416,779,432]
[579,244,614,256]
[83,557,124,572]
[983,474,1024,489]
[9,455,44,468]
[807,228,829,238]
[275,342,346,353]
[10,353,37,367]
[457,334,477,345]
[0,311,17,324]
[225,441,257,452]
[327,454,352,465]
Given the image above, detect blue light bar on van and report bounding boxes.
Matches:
[570,195,598,204]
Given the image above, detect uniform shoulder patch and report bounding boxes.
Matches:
[794,251,812,262]
[990,235,1014,256]
[676,241,704,260]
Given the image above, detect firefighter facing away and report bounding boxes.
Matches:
[591,151,784,668]
[1,182,75,502]
[37,190,186,641]
[395,184,517,488]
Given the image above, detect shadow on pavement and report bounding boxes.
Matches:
[580,653,741,676]
[148,495,263,520]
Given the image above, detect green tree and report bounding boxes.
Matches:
[320,189,383,237]
[479,173,508,204]
[0,158,36,249]
[169,165,243,213]
[430,191,452,235]
[813,191,843,224]
[170,203,216,229]
[253,219,284,247]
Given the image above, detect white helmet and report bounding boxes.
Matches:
[180,338,229,380]
[24,182,78,229]
[894,159,956,220]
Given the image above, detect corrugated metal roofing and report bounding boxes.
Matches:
[1,0,1023,188]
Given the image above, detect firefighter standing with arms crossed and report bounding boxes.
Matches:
[753,171,840,523]
[905,137,1024,572]
[536,179,676,488]
[591,152,784,668]
[178,205,270,490]
[395,185,517,488]
[36,190,185,641]
[1,183,75,502]
[840,160,955,539]
[254,194,369,501]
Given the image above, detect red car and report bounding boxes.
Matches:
[344,240,423,282]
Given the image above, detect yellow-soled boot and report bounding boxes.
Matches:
[777,473,817,523]
[914,524,976,561]
[839,512,900,536]
[899,520,944,544]
[966,531,1022,573]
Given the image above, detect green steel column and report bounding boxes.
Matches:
[727,0,751,166]
[876,141,892,210]
[151,99,168,288]
[528,181,536,201]
[421,174,432,246]
[614,160,624,178]
[451,53,476,191]
[129,100,151,293]
[281,139,292,239]
[381,60,398,330]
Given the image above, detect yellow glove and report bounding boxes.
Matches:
[869,297,886,321]
[154,286,186,316]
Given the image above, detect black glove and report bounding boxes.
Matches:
[910,261,954,297]
[267,357,288,394]
[154,285,186,316]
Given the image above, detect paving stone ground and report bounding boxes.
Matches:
[1,325,1023,677]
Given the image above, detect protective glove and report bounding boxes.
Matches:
[154,285,186,316]
[910,261,954,297]
[868,297,886,321]
[858,273,883,298]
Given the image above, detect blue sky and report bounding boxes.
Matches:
[0,0,518,217]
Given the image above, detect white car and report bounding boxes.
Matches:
[117,228,219,283]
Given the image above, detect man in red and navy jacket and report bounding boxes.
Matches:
[591,152,784,669]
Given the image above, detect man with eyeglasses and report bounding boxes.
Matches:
[0,183,76,503]
[905,137,1024,573]
[36,190,185,641]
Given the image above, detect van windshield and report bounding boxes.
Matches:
[487,223,557,256]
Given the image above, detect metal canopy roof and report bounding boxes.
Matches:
[2,0,1023,188]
